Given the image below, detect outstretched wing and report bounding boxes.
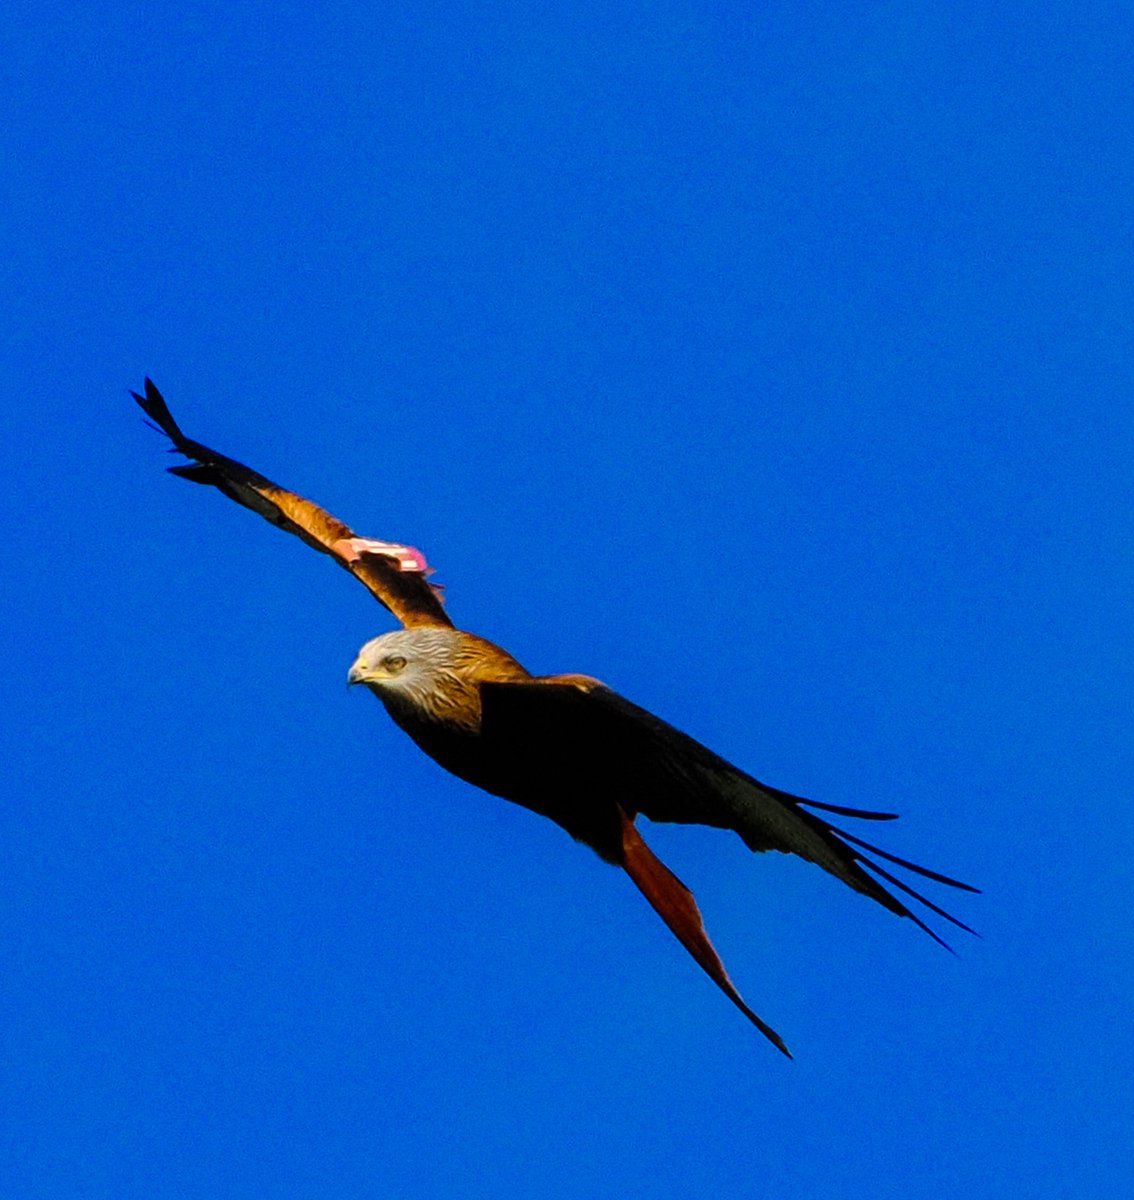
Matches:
[133,378,452,629]
[481,678,978,949]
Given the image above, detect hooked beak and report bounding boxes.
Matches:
[347,658,368,687]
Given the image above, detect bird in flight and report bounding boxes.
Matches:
[134,378,976,1057]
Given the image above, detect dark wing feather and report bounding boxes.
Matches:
[481,678,977,946]
[133,378,452,629]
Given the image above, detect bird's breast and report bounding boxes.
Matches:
[380,691,624,860]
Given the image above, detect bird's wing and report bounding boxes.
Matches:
[133,378,452,629]
[481,678,978,949]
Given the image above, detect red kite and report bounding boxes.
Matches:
[135,378,976,1056]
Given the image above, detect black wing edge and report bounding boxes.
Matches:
[131,377,275,489]
[784,788,981,951]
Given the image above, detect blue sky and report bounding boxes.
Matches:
[3,3,1132,1196]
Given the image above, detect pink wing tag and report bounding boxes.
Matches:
[332,537,430,574]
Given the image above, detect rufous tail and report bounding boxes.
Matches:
[617,808,791,1057]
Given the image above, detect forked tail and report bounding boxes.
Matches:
[617,808,791,1057]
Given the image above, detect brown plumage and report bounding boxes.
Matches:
[136,378,977,1057]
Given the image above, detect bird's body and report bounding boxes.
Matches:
[349,627,628,858]
[135,379,977,1057]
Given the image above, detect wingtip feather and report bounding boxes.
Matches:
[132,377,184,442]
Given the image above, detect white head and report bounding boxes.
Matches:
[347,627,465,700]
[347,626,529,730]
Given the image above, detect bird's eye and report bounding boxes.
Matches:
[382,655,407,673]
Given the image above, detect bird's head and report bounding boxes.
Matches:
[347,626,529,729]
[347,627,464,699]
